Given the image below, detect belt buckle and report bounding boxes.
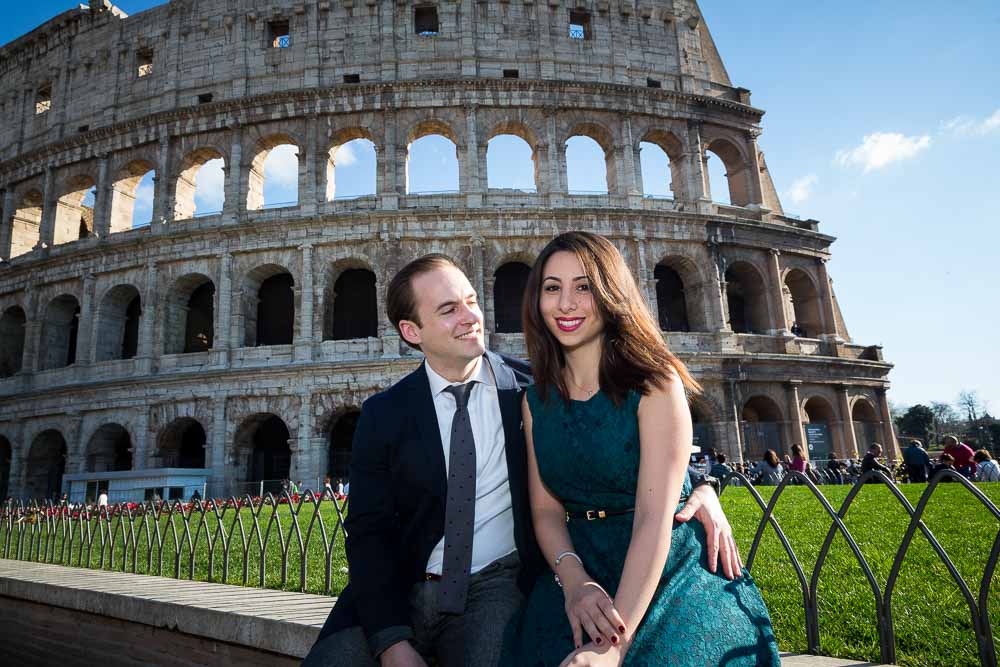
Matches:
[585,510,606,520]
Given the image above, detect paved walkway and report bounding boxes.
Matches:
[0,559,892,664]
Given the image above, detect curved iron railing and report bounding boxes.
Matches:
[0,491,349,596]
[723,468,999,667]
[0,472,997,665]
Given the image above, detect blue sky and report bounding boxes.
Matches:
[5,1,998,415]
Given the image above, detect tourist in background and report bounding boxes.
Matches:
[931,453,957,481]
[861,444,893,481]
[974,450,1000,482]
[710,453,733,480]
[788,444,808,475]
[322,476,335,499]
[752,450,785,486]
[943,435,977,479]
[903,439,931,483]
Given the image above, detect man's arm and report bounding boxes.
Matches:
[344,397,414,657]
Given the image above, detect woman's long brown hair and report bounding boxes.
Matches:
[522,231,701,406]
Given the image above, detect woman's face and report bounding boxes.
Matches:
[539,250,604,351]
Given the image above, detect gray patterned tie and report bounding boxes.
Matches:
[439,381,477,614]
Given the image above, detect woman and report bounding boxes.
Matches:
[788,444,807,474]
[503,232,778,666]
[974,450,1000,482]
[752,450,785,486]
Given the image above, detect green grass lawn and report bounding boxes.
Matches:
[3,483,998,666]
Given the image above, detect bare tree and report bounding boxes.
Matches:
[957,390,983,424]
[930,401,960,433]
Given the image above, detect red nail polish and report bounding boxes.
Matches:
[595,637,602,645]
[618,625,625,633]
[611,636,618,645]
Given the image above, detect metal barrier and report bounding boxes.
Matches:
[722,468,999,667]
[1,471,997,665]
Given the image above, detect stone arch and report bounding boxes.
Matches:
[39,294,81,370]
[247,133,300,211]
[323,260,378,341]
[110,159,157,232]
[233,413,292,494]
[164,273,215,354]
[85,423,132,472]
[654,255,708,332]
[690,394,720,453]
[10,188,43,258]
[53,173,96,245]
[784,268,823,338]
[174,147,226,220]
[852,397,880,452]
[0,435,10,500]
[94,284,141,362]
[156,417,207,469]
[0,305,27,377]
[639,129,687,200]
[25,429,66,500]
[486,121,542,192]
[327,408,361,482]
[493,261,531,333]
[741,395,785,461]
[406,119,461,194]
[565,122,618,194]
[243,264,296,347]
[705,137,752,207]
[327,127,379,200]
[725,261,770,334]
[802,395,838,461]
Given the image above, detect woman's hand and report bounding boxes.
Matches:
[563,579,627,649]
[558,641,624,667]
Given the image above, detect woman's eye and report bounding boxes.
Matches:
[544,284,559,292]
[577,283,590,292]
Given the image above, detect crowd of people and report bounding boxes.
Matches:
[691,436,1000,487]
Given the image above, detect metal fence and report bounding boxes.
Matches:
[0,471,997,666]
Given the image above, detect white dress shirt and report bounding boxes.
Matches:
[424,355,517,575]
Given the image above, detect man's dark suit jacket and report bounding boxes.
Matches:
[316,351,544,654]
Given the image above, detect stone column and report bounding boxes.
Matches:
[816,258,841,341]
[37,166,57,249]
[724,380,744,464]
[380,111,399,210]
[635,238,655,313]
[223,125,244,218]
[23,319,42,373]
[66,413,85,477]
[460,0,477,76]
[745,134,765,207]
[211,251,233,367]
[0,188,14,260]
[295,244,315,362]
[133,410,150,472]
[137,260,157,373]
[767,249,789,335]
[544,108,563,204]
[786,381,805,458]
[152,134,173,225]
[93,155,112,239]
[299,116,319,215]
[837,386,859,459]
[76,273,96,366]
[471,236,487,347]
[876,388,900,462]
[707,242,730,332]
[685,121,710,207]
[621,116,642,203]
[209,396,227,495]
[295,390,314,487]
[463,104,482,208]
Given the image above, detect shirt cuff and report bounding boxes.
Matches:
[369,625,415,659]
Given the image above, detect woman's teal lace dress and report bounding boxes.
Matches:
[503,387,780,666]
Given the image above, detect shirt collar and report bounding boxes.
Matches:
[425,355,495,397]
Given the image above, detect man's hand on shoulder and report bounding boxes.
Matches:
[380,640,429,667]
[674,484,743,581]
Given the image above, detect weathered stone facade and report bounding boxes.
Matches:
[0,0,897,500]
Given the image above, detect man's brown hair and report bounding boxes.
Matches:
[386,253,461,350]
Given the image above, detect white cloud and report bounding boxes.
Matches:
[333,142,357,167]
[263,144,300,188]
[835,132,931,172]
[943,109,1000,136]
[784,174,817,205]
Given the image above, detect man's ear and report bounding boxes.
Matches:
[398,319,422,347]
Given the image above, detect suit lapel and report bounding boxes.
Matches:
[485,353,531,547]
[407,362,448,497]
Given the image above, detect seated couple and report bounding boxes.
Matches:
[304,232,779,667]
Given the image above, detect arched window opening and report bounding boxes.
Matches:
[565,135,608,194]
[328,410,360,482]
[0,306,27,378]
[640,142,673,199]
[741,396,785,462]
[493,262,531,333]
[175,149,225,220]
[705,139,751,207]
[784,269,823,338]
[327,137,377,200]
[86,424,132,473]
[690,402,715,453]
[95,285,142,362]
[25,430,66,500]
[40,295,80,370]
[164,275,215,354]
[487,135,537,192]
[11,190,43,258]
[852,400,880,453]
[110,161,156,232]
[238,415,291,495]
[54,176,96,245]
[654,264,689,332]
[406,134,459,194]
[248,139,299,210]
[157,418,207,469]
[725,263,769,334]
[326,268,378,340]
[250,271,295,347]
[0,436,11,501]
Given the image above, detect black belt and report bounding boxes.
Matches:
[565,508,634,521]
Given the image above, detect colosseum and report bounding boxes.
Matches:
[0,0,898,502]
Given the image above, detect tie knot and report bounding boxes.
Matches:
[445,382,475,410]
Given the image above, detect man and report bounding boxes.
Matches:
[710,452,733,480]
[303,255,739,667]
[861,443,893,482]
[943,435,977,479]
[902,439,931,483]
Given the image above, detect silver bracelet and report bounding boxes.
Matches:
[554,550,582,568]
